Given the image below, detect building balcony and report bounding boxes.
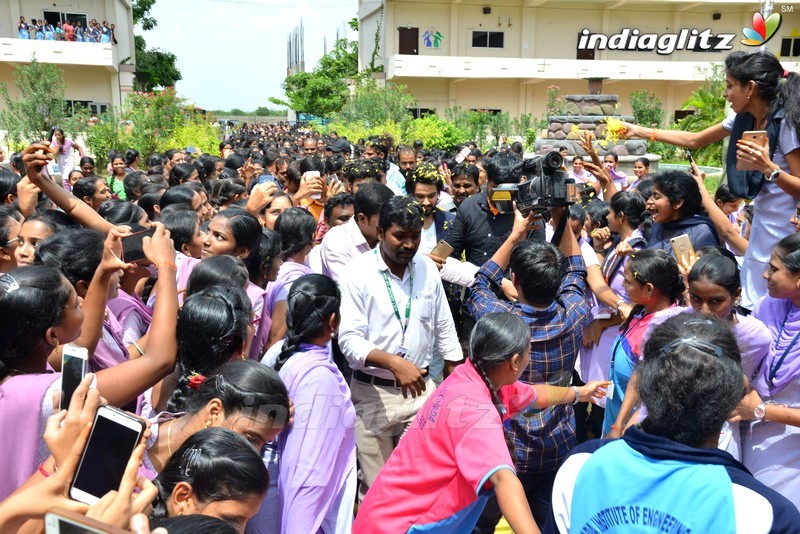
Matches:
[387,54,722,83]
[0,38,119,72]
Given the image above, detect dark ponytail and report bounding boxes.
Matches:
[274,274,340,371]
[468,312,531,465]
[168,286,252,413]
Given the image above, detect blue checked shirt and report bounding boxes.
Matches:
[466,255,589,473]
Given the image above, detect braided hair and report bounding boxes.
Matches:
[274,274,340,372]
[468,312,531,466]
[167,286,252,413]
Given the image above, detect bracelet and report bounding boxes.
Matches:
[38,462,51,478]
[132,340,144,356]
[571,385,581,405]
[615,299,626,311]
[156,261,177,271]
[650,128,658,142]
[610,424,622,431]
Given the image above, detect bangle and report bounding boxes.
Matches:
[610,424,622,432]
[132,340,144,356]
[38,462,51,478]
[156,261,177,271]
[615,299,626,311]
[571,385,581,405]
[650,128,658,142]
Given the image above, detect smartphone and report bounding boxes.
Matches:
[304,171,322,200]
[737,130,768,171]
[121,227,156,264]
[430,239,454,258]
[454,146,471,164]
[256,173,280,187]
[60,344,88,411]
[685,150,695,166]
[670,234,695,266]
[45,509,127,534]
[69,405,145,505]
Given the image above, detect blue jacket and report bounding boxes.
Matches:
[545,426,800,533]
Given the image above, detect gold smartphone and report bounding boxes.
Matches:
[430,239,454,258]
[736,130,768,171]
[670,234,695,266]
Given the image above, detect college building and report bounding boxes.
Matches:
[358,0,800,122]
[0,0,136,115]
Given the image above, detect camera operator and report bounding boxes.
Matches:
[446,153,546,337]
[467,199,589,532]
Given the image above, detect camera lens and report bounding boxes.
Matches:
[543,151,563,170]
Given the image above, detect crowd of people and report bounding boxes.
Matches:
[1,49,800,533]
[16,16,117,44]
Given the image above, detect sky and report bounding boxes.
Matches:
[141,0,359,111]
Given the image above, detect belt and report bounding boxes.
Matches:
[353,368,429,388]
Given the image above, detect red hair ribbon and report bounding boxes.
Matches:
[784,70,790,79]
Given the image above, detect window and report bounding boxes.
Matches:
[781,37,800,57]
[471,31,504,49]
[408,108,436,119]
[674,110,694,122]
[471,108,502,115]
[66,100,108,116]
[43,11,88,29]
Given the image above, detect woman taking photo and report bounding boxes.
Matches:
[604,249,685,437]
[622,51,800,311]
[645,171,720,252]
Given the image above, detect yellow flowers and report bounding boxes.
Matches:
[604,117,626,143]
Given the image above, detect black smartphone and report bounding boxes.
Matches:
[69,405,145,505]
[685,150,695,166]
[121,227,156,264]
[60,344,88,411]
[45,509,126,534]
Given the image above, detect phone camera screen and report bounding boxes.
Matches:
[61,355,85,410]
[72,416,140,499]
[58,520,100,534]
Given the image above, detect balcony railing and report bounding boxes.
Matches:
[0,38,118,70]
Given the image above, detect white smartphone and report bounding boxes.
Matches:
[69,405,145,505]
[45,509,126,534]
[60,344,88,412]
[304,170,322,200]
[454,146,471,164]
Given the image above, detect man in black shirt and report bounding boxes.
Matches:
[446,152,546,337]
[447,152,545,267]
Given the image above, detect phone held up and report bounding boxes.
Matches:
[69,405,145,506]
[60,344,88,412]
[670,233,696,267]
[736,130,768,171]
[44,509,127,534]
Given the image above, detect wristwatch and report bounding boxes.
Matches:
[765,166,781,182]
[754,401,767,421]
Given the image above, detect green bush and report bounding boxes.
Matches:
[404,115,468,151]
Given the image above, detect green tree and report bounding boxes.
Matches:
[0,58,82,150]
[677,64,727,165]
[332,80,416,128]
[629,90,665,129]
[271,37,358,117]
[130,0,181,92]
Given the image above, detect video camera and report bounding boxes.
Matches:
[489,151,577,216]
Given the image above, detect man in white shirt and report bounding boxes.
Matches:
[338,196,463,501]
[319,182,394,282]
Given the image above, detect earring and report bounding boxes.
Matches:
[204,420,211,428]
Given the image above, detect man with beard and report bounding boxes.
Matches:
[338,196,463,503]
[397,145,416,190]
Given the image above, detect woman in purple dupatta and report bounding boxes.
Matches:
[264,208,317,352]
[36,229,130,372]
[257,274,356,534]
[732,233,800,508]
